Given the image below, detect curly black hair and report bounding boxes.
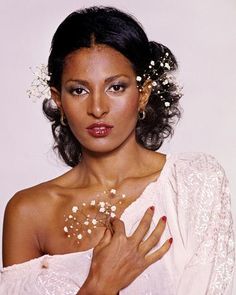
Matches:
[43,6,182,167]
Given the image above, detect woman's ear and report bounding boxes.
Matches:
[138,80,152,111]
[50,87,62,110]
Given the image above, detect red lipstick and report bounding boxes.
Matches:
[86,122,114,138]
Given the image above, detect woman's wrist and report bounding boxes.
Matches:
[77,276,118,295]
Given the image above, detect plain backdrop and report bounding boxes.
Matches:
[0,0,235,291]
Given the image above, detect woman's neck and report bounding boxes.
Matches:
[76,139,154,188]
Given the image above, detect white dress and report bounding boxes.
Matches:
[0,152,235,295]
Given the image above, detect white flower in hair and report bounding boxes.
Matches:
[164,63,171,70]
[135,51,183,109]
[27,64,51,101]
[136,76,142,82]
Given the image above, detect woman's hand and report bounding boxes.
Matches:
[79,206,172,295]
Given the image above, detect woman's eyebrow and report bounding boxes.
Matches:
[65,74,130,85]
[104,74,130,83]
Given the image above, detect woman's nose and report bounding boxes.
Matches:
[87,92,109,118]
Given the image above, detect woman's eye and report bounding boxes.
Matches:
[71,87,88,96]
[109,84,126,92]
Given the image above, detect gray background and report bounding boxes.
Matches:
[0,0,235,291]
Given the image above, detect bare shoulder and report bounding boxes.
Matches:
[2,180,64,267]
[5,181,60,219]
[5,164,77,219]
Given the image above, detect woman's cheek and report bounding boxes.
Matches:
[114,92,139,114]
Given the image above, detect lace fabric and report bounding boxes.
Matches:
[174,153,235,295]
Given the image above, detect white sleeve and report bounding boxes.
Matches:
[0,255,80,295]
[177,154,235,295]
[0,260,43,295]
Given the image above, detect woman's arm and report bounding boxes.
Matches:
[2,190,42,267]
[177,154,235,294]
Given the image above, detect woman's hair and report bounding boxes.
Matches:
[43,6,182,167]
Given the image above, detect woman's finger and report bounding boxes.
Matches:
[101,228,112,244]
[139,216,167,255]
[144,237,173,267]
[94,228,112,252]
[111,217,126,236]
[130,207,154,245]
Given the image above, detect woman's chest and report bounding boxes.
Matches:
[41,181,156,254]
[41,194,139,254]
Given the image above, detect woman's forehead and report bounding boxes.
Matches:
[62,45,135,80]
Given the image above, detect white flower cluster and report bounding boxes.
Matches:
[63,188,126,243]
[27,64,51,102]
[136,51,183,111]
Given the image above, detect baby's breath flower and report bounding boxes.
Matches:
[99,201,105,207]
[64,188,127,244]
[72,206,78,213]
[27,64,51,101]
[92,219,97,225]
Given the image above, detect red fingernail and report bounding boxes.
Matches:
[150,206,155,212]
[162,216,167,222]
[169,237,173,244]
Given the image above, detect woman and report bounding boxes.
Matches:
[1,6,235,294]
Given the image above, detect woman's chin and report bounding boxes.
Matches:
[81,141,129,156]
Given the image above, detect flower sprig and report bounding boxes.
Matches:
[63,188,126,243]
[27,64,51,101]
[136,52,183,112]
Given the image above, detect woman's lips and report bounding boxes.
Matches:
[86,123,114,138]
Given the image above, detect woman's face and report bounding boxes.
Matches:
[53,45,148,154]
